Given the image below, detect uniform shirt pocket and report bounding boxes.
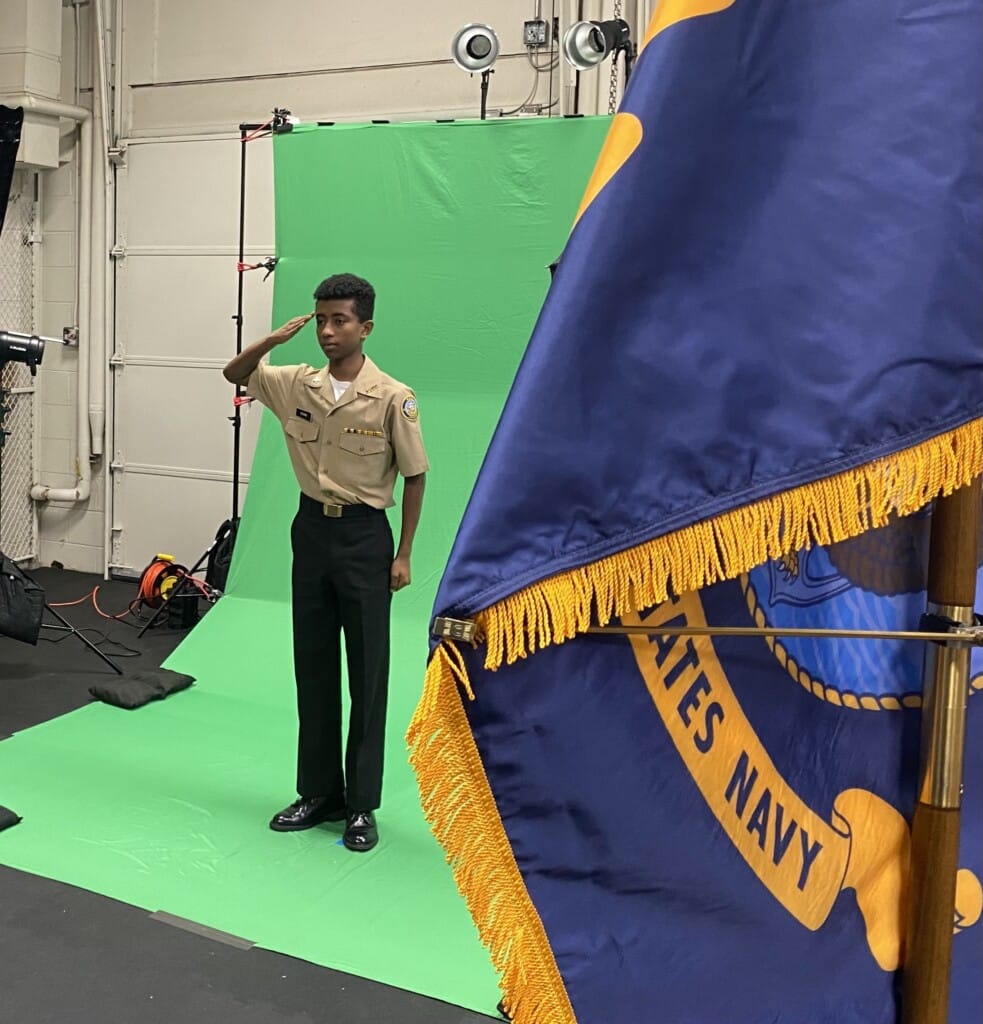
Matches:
[284,417,320,443]
[337,433,387,456]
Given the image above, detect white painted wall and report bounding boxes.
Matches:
[21,0,651,577]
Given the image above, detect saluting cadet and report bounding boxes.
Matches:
[223,273,428,852]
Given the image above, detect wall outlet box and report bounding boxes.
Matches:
[523,19,549,47]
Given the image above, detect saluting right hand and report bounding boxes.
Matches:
[267,313,314,345]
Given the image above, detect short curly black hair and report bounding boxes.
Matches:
[313,273,375,322]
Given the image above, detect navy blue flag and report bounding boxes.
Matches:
[409,3,983,1023]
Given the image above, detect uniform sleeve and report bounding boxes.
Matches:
[389,391,430,477]
[244,362,301,421]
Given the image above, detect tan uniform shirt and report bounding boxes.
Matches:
[244,355,429,509]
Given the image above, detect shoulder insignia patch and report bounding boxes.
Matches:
[401,395,419,422]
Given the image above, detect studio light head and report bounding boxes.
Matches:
[562,18,632,71]
[0,330,65,376]
[451,24,501,73]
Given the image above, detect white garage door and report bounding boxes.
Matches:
[109,135,273,578]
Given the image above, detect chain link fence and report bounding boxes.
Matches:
[0,170,38,562]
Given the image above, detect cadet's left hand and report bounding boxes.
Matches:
[390,556,411,592]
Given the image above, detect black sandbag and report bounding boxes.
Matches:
[89,669,195,709]
[0,805,22,832]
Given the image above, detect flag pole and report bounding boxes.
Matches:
[902,474,981,1024]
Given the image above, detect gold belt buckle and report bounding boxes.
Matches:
[323,503,344,518]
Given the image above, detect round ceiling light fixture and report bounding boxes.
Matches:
[451,24,501,73]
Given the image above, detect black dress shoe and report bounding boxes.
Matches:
[269,796,346,832]
[343,810,378,852]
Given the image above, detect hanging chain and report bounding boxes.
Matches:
[608,0,624,114]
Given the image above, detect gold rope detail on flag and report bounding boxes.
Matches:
[740,573,920,711]
[407,644,578,1024]
[739,571,983,710]
[477,420,983,670]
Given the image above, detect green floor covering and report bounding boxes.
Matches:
[0,595,500,1013]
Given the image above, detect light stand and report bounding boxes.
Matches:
[136,111,292,636]
[230,120,251,528]
[230,112,289,540]
[480,69,493,121]
[620,41,636,86]
[39,601,124,674]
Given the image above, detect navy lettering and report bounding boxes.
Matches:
[746,788,771,851]
[725,751,758,818]
[771,802,797,867]
[663,638,700,691]
[677,673,712,727]
[651,616,686,668]
[797,829,824,891]
[694,702,723,754]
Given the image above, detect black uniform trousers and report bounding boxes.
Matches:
[290,493,393,812]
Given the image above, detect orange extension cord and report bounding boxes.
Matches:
[48,558,213,622]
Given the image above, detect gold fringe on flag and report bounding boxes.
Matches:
[478,419,983,670]
[407,418,981,1024]
[407,642,578,1024]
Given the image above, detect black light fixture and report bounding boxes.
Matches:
[451,24,501,120]
[562,18,635,83]
[0,330,66,376]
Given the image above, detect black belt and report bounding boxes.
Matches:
[299,493,384,519]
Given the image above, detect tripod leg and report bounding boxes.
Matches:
[44,603,123,675]
[136,575,182,638]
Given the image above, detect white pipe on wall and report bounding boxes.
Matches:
[112,0,124,136]
[90,0,112,459]
[106,0,124,578]
[10,96,94,505]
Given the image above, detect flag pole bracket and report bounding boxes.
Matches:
[919,611,983,646]
[433,616,478,643]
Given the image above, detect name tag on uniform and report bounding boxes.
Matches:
[295,409,312,421]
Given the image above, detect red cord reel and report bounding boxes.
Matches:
[137,554,188,610]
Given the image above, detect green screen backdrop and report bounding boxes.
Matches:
[0,117,609,1014]
[231,117,611,617]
